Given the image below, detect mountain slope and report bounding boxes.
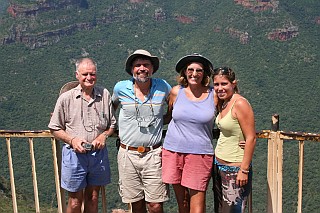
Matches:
[0,0,319,212]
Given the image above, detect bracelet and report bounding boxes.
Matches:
[70,137,76,146]
[240,168,250,174]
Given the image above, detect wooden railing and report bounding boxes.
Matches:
[0,130,107,213]
[256,115,320,213]
[1,115,319,213]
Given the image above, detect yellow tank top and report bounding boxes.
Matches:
[214,98,245,162]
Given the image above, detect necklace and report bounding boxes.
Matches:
[221,94,234,110]
[221,100,229,109]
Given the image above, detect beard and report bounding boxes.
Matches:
[133,72,151,83]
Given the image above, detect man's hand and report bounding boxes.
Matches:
[71,137,87,153]
[91,133,107,150]
[239,140,246,149]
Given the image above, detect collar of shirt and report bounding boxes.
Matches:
[126,78,156,93]
[74,85,102,99]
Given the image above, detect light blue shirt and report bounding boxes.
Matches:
[112,78,171,147]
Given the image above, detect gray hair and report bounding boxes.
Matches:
[75,58,97,73]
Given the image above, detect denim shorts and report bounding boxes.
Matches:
[61,145,111,192]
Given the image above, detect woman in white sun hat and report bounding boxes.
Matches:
[162,53,215,213]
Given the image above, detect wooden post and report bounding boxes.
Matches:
[297,140,304,213]
[248,187,253,213]
[277,132,283,213]
[51,138,64,213]
[128,203,132,213]
[29,138,40,213]
[101,186,107,213]
[271,114,279,131]
[267,131,276,213]
[6,137,18,213]
[267,114,283,213]
[56,140,66,212]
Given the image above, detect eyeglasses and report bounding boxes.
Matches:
[135,103,155,128]
[186,68,204,74]
[134,91,156,128]
[213,67,231,75]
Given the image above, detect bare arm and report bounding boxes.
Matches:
[91,127,115,150]
[112,101,119,112]
[233,97,256,186]
[163,86,179,125]
[50,129,86,153]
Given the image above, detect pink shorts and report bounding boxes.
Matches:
[162,148,213,191]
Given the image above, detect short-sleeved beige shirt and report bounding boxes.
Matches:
[48,84,116,143]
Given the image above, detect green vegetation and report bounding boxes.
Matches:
[0,0,319,212]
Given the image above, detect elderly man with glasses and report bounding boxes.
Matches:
[49,58,116,213]
[112,49,171,213]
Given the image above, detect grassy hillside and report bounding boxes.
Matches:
[0,0,319,212]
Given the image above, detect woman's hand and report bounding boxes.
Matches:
[236,170,249,187]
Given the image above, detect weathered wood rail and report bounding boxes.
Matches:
[0,115,319,213]
[256,114,320,213]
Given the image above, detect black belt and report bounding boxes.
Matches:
[120,143,161,153]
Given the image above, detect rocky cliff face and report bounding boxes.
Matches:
[1,12,126,49]
[234,0,279,13]
[1,0,308,48]
[2,0,125,48]
[2,0,168,48]
[225,27,250,44]
[7,0,82,18]
[268,25,299,41]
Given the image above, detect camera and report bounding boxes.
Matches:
[82,143,93,151]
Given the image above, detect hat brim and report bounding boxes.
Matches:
[59,81,79,96]
[125,54,159,76]
[175,55,213,75]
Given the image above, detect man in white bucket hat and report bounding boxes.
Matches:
[112,49,171,213]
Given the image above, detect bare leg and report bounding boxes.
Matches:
[131,199,147,213]
[172,184,190,213]
[147,202,164,213]
[83,185,101,213]
[189,189,206,213]
[67,191,83,213]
